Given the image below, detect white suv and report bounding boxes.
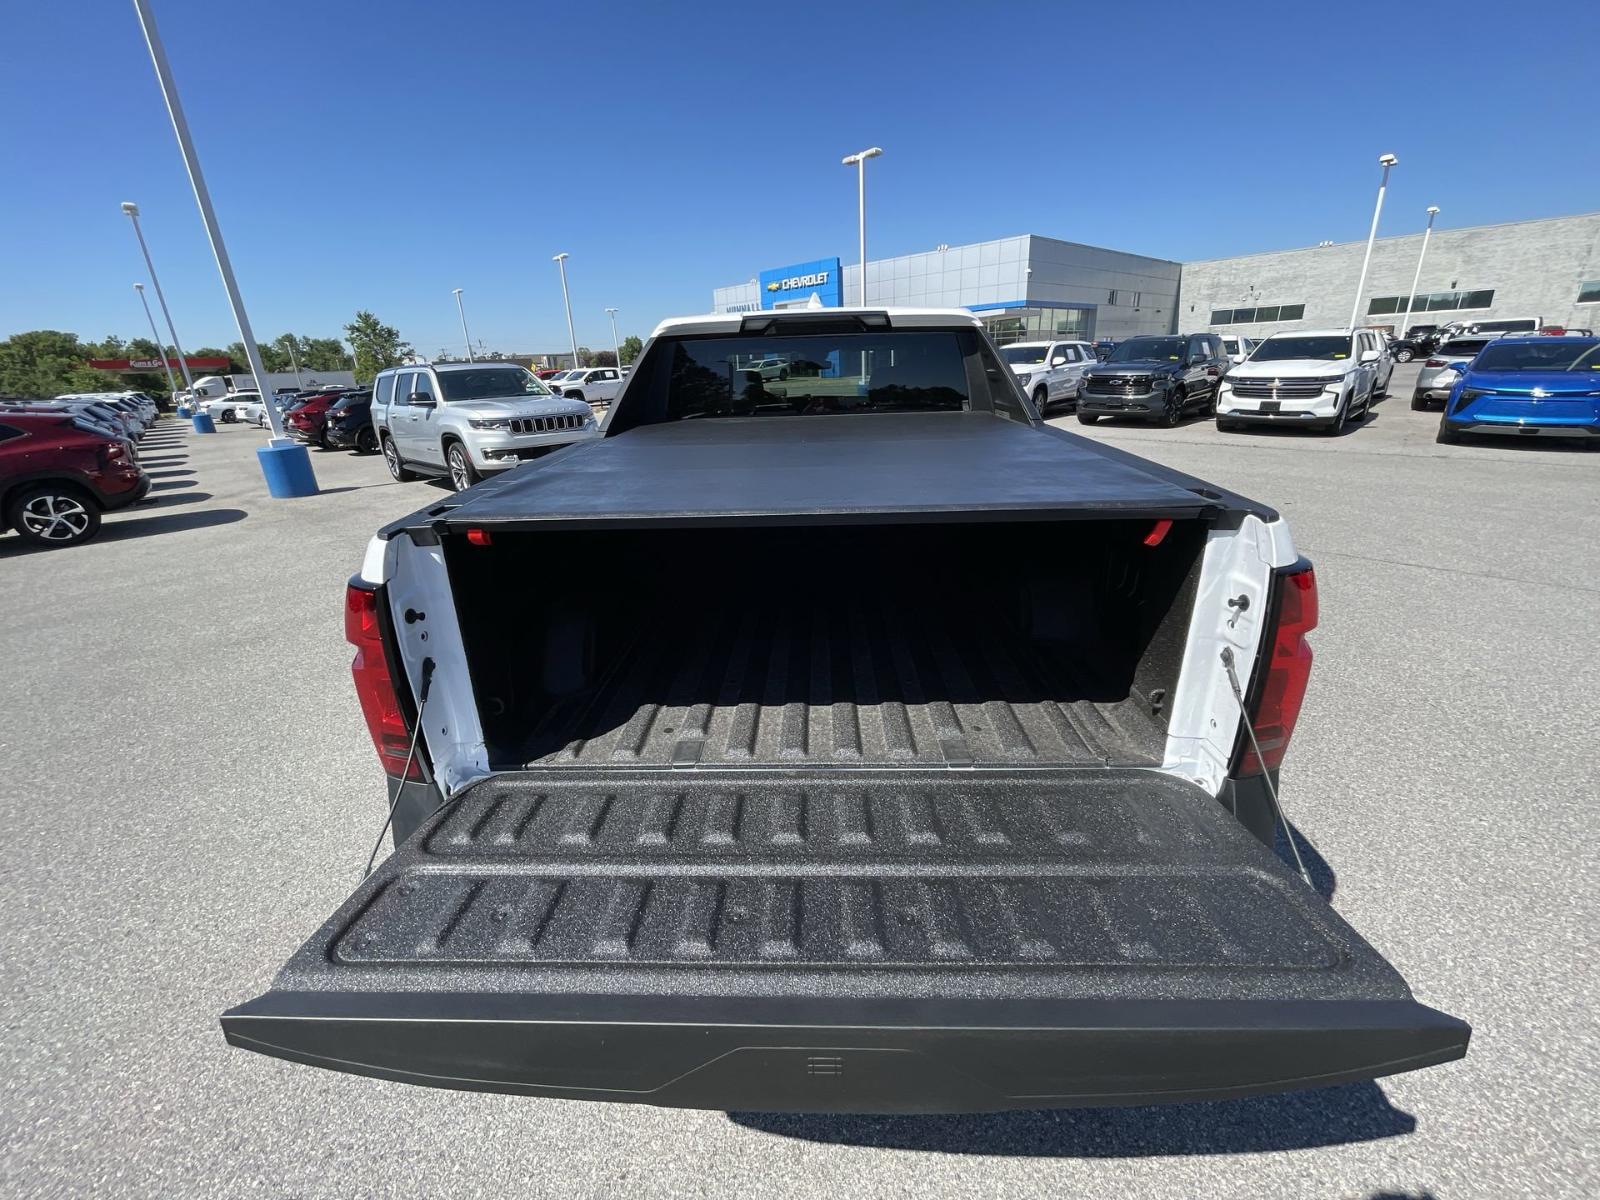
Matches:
[1216,329,1386,435]
[999,340,1096,413]
[371,362,598,491]
[551,367,625,406]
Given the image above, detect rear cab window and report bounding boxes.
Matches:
[611,320,1033,433]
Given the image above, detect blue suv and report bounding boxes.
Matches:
[1437,336,1600,445]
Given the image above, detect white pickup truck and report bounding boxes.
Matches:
[549,366,624,406]
[224,306,1468,1114]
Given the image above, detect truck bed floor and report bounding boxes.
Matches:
[520,592,1165,769]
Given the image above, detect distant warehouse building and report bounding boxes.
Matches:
[1180,211,1600,339]
[714,211,1600,344]
[712,236,1181,345]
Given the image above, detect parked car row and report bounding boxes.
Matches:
[0,397,153,548]
[1387,315,1565,362]
[212,366,606,491]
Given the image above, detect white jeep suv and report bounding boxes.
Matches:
[371,362,598,491]
[1216,329,1385,435]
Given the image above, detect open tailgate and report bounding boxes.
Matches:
[224,771,1467,1112]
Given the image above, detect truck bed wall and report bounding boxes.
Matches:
[442,519,1206,771]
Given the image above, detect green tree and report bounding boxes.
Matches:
[587,349,617,368]
[0,330,117,398]
[192,346,242,372]
[300,337,351,371]
[344,311,411,383]
[619,334,643,365]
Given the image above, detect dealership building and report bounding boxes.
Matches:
[712,236,1182,345]
[713,210,1600,342]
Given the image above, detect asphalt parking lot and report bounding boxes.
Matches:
[2,363,1597,1199]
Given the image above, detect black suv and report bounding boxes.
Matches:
[1390,325,1442,362]
[323,391,376,454]
[1078,333,1227,427]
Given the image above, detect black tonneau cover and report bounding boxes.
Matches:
[388,414,1263,535]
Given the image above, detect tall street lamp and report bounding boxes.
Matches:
[1349,152,1398,330]
[553,253,579,368]
[130,0,316,495]
[119,201,194,393]
[605,307,621,370]
[452,288,474,362]
[132,283,178,400]
[284,336,305,390]
[1396,206,1440,348]
[841,147,883,306]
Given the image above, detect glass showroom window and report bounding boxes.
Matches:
[1367,289,1494,316]
[1578,280,1600,304]
[1210,303,1303,325]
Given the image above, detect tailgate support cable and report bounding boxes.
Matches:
[1220,647,1312,887]
[362,657,435,880]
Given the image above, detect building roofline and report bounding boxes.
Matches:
[1183,209,1600,266]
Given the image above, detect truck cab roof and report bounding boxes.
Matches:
[652,307,984,338]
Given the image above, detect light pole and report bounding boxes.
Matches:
[841,147,883,306]
[452,288,474,362]
[1396,206,1440,345]
[284,337,304,390]
[119,201,193,393]
[130,0,315,495]
[605,307,621,370]
[132,283,179,402]
[553,253,579,368]
[1349,152,1398,330]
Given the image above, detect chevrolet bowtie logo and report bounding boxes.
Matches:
[766,282,780,292]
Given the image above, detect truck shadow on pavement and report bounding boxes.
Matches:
[728,1080,1416,1157]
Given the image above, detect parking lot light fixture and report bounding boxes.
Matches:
[1349,152,1398,330]
[841,147,883,306]
[605,307,621,371]
[1397,206,1440,345]
[119,201,194,393]
[129,0,316,496]
[553,253,579,369]
[453,288,474,363]
[132,283,179,401]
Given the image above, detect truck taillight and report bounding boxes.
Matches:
[345,582,422,779]
[1235,566,1317,777]
[1424,358,1446,368]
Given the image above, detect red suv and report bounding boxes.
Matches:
[284,390,346,448]
[0,412,149,548]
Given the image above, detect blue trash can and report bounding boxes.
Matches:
[176,404,191,418]
[192,412,216,433]
[255,440,319,498]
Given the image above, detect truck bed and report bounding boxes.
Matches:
[522,586,1167,768]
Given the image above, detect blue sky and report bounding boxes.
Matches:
[4,0,1597,354]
